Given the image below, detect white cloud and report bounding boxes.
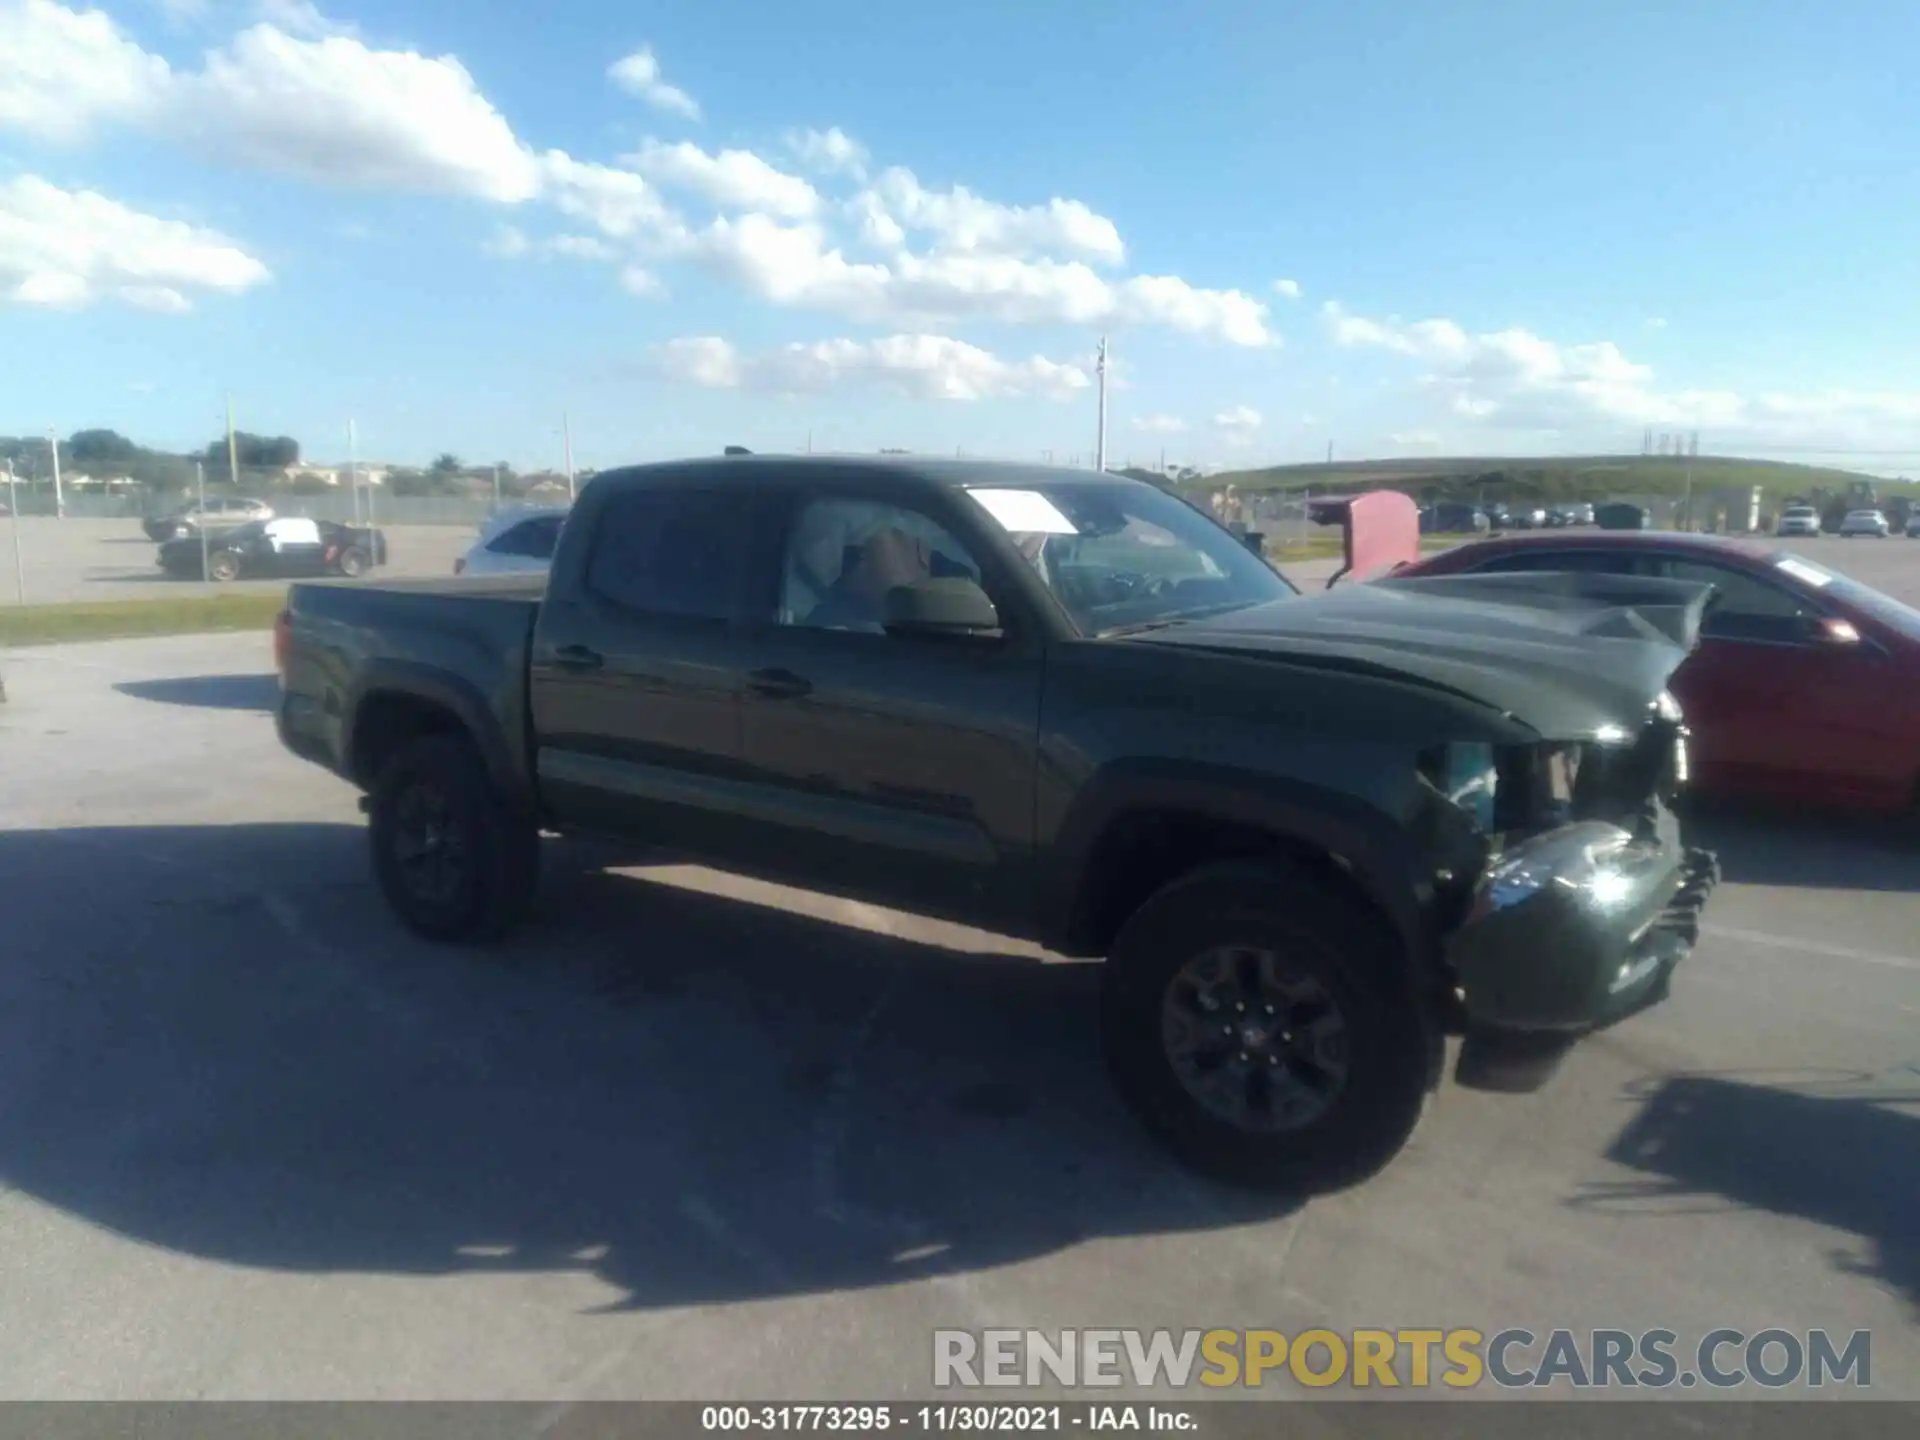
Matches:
[0,174,270,311]
[253,0,352,39]
[1321,300,1745,431]
[169,24,541,202]
[787,126,867,179]
[853,166,1125,265]
[1130,413,1188,433]
[619,264,664,297]
[650,336,738,388]
[1273,278,1302,300]
[625,139,819,220]
[607,46,699,121]
[686,213,1271,346]
[483,222,620,263]
[1212,406,1263,444]
[0,0,171,143]
[1389,429,1444,447]
[538,151,686,246]
[482,223,530,258]
[650,333,1091,402]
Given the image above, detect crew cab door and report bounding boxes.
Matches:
[529,480,765,854]
[732,483,1046,933]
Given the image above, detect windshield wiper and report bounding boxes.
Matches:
[1098,600,1264,638]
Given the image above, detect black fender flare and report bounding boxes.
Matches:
[344,659,533,815]
[1042,758,1436,973]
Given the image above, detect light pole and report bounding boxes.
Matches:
[196,461,210,586]
[5,458,23,603]
[1094,336,1108,475]
[48,428,64,519]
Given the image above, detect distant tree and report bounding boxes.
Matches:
[203,431,301,478]
[66,429,141,465]
[431,453,463,475]
[388,469,436,497]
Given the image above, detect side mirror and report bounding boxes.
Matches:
[883,577,1002,640]
[1807,615,1863,647]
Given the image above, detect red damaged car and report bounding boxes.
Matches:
[1387,531,1920,814]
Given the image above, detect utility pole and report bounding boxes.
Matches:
[563,411,576,501]
[196,461,209,584]
[492,462,502,510]
[806,429,813,454]
[5,458,23,603]
[48,428,64,519]
[1326,440,1334,464]
[348,419,360,527]
[1094,336,1109,474]
[225,396,240,497]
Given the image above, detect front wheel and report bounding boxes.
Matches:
[368,735,540,942]
[206,551,240,582]
[336,546,369,577]
[1100,859,1435,1192]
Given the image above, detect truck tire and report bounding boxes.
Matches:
[368,734,539,943]
[1100,859,1433,1193]
[336,546,369,577]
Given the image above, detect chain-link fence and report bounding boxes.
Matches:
[1,488,541,527]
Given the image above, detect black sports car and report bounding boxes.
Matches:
[158,517,389,581]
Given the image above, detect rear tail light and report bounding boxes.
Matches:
[273,608,292,681]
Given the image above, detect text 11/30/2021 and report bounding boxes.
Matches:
[701,1406,1191,1433]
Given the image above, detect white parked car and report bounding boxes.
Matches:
[1837,508,1890,538]
[1774,505,1821,537]
[454,505,569,575]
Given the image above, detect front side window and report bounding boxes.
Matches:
[583,486,742,621]
[1658,557,1813,643]
[962,480,1293,635]
[778,497,983,634]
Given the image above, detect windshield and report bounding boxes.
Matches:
[964,480,1297,635]
[1772,550,1920,639]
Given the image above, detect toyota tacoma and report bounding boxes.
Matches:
[275,455,1720,1190]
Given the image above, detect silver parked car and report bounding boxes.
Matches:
[1837,508,1891,538]
[454,504,569,576]
[1774,505,1821,537]
[143,495,275,541]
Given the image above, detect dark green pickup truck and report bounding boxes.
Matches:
[276,455,1719,1190]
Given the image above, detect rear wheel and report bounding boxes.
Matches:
[336,546,370,577]
[206,551,240,582]
[1100,859,1434,1192]
[368,735,539,942]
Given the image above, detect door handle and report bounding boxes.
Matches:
[553,644,604,672]
[747,667,812,700]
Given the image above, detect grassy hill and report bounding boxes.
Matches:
[1197,454,1917,505]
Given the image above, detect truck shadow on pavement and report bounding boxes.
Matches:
[0,822,1296,1314]
[1568,1072,1920,1315]
[1678,799,1918,893]
[114,674,281,712]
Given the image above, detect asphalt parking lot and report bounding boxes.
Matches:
[0,543,1916,1406]
[0,517,472,603]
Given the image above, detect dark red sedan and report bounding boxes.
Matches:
[1394,532,1920,813]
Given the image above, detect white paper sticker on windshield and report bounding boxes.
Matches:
[1775,555,1834,588]
[967,488,1079,535]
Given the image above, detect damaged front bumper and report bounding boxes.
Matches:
[1446,801,1720,1038]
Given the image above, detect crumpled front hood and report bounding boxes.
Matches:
[1120,570,1714,739]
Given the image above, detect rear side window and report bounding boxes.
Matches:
[1470,549,1654,575]
[489,515,564,558]
[584,486,743,621]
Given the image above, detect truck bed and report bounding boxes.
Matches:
[278,574,546,792]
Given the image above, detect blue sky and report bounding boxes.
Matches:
[3,0,1919,472]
